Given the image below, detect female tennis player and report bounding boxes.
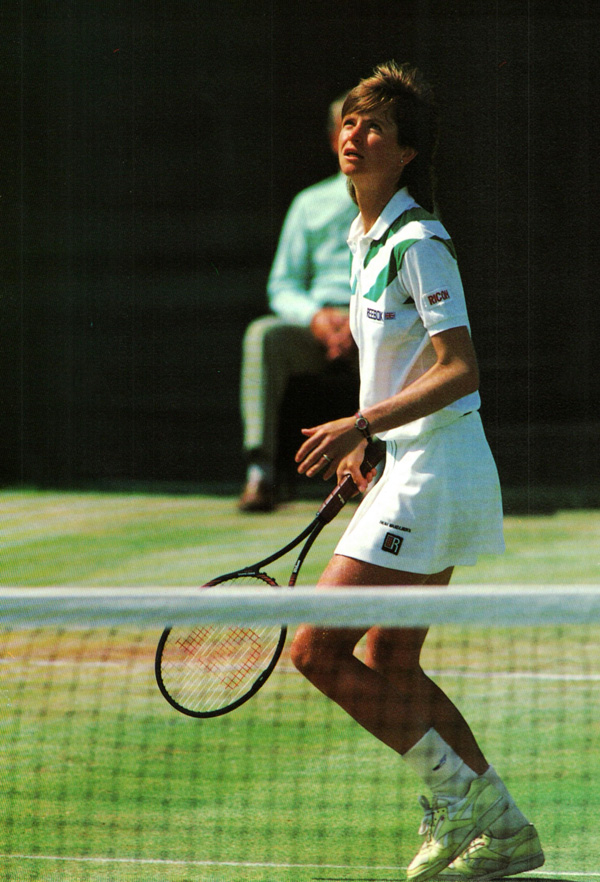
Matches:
[292,62,543,881]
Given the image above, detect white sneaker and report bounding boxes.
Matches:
[440,823,545,880]
[407,777,507,882]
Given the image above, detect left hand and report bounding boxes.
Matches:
[335,446,378,494]
[295,417,366,484]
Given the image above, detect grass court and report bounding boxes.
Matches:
[1,487,600,881]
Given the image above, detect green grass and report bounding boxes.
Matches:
[1,487,600,586]
[2,627,599,881]
[1,488,600,880]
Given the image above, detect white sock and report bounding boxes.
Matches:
[483,765,530,838]
[403,728,478,801]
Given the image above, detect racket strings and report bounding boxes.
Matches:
[175,625,263,690]
[157,573,285,715]
[161,623,283,713]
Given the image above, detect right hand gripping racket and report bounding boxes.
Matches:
[155,441,385,718]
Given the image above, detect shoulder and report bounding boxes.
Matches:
[387,209,457,269]
[363,209,454,278]
[291,174,353,212]
[300,172,348,196]
[281,176,355,239]
[389,206,451,242]
[401,237,464,301]
[404,235,457,265]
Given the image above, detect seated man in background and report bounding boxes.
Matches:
[239,94,358,512]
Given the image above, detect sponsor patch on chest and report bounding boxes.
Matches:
[366,307,397,322]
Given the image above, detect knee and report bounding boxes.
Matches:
[241,316,278,363]
[243,315,285,351]
[289,626,321,679]
[290,626,348,687]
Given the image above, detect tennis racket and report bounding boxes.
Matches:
[155,441,385,718]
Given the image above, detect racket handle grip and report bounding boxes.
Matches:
[317,441,385,524]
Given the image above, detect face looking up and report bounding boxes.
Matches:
[339,106,415,198]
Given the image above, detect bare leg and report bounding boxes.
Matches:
[289,554,488,773]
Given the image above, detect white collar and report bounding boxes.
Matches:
[348,187,416,244]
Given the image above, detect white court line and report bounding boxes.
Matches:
[3,854,405,872]
[0,853,598,877]
[2,657,600,682]
[430,669,600,682]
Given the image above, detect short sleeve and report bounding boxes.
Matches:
[400,237,471,334]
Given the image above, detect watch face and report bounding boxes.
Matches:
[356,416,368,430]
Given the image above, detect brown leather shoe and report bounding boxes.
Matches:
[238,479,275,513]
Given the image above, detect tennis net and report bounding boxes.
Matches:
[1,586,599,882]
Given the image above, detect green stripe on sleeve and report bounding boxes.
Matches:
[363,238,421,302]
[431,235,458,260]
[398,206,438,225]
[363,206,439,270]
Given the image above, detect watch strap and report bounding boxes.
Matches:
[354,411,373,444]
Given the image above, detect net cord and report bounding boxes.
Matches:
[1,586,599,628]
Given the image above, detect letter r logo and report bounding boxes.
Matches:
[382,532,403,555]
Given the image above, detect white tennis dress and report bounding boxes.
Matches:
[335,188,505,573]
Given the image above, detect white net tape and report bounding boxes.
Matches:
[2,585,599,628]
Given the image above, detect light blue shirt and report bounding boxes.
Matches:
[268,173,357,326]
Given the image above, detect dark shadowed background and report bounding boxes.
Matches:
[2,0,599,495]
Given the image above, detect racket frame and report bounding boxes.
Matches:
[155,441,385,717]
[154,570,288,718]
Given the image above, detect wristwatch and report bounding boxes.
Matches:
[354,411,373,444]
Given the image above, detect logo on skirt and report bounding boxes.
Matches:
[382,532,403,555]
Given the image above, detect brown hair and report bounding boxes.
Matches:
[342,61,439,213]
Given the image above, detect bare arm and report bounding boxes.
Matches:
[362,325,478,434]
[295,325,478,489]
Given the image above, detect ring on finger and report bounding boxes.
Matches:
[322,454,332,464]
